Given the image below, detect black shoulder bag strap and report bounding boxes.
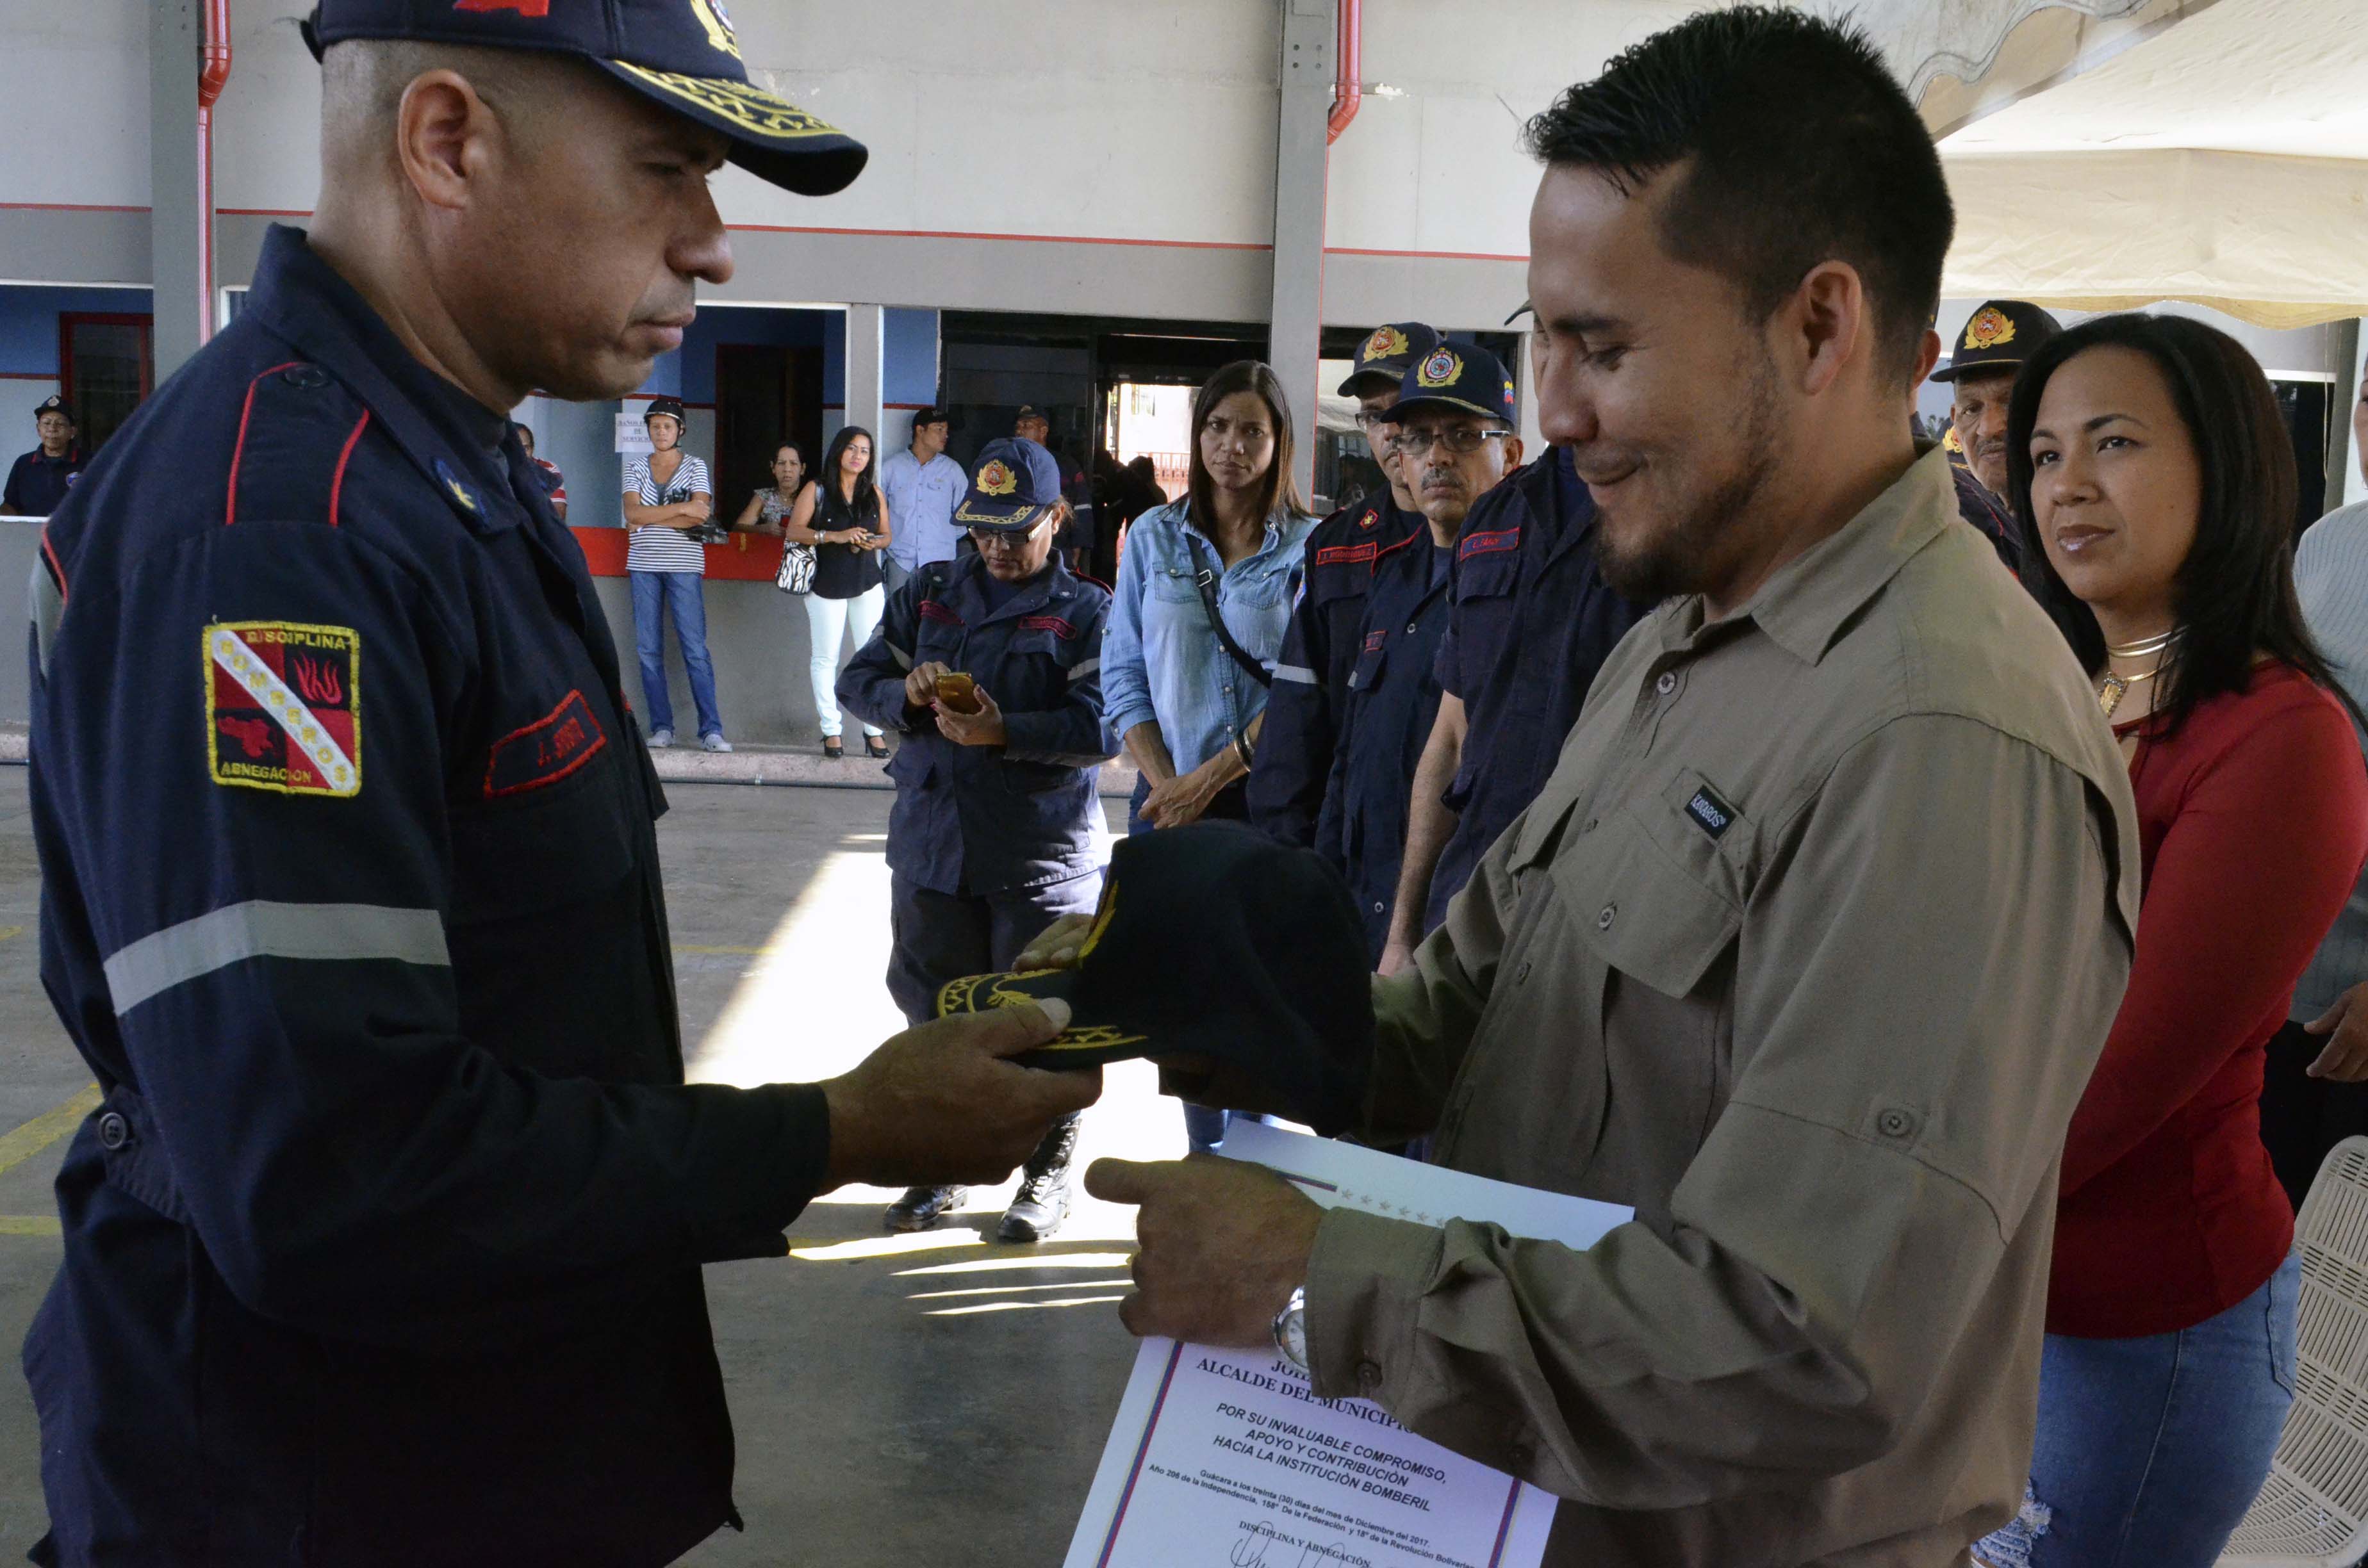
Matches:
[1185,528,1274,689]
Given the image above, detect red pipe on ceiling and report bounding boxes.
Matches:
[197,0,233,343]
[1326,0,1361,143]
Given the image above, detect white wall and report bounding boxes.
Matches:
[0,0,151,208]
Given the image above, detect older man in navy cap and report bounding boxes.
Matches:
[1,395,81,516]
[1932,297,2062,576]
[839,437,1117,1241]
[21,4,1098,1562]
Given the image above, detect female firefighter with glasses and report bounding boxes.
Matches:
[837,437,1119,1243]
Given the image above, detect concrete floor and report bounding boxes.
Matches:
[0,769,1190,1565]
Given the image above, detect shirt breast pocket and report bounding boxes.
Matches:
[1148,566,1201,605]
[1348,635,1389,694]
[1558,797,1744,1152]
[447,743,637,928]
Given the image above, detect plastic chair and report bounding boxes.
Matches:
[2219,1136,2368,1565]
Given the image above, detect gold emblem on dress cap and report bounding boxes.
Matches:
[1962,307,2016,352]
[689,0,741,60]
[1417,348,1460,388]
[978,460,1018,497]
[1361,326,1410,364]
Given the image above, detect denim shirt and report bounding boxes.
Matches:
[1103,499,1316,774]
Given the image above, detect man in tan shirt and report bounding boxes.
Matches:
[1076,10,2140,1565]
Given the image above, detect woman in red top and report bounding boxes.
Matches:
[1973,314,2368,1568]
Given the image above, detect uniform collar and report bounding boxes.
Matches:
[952,548,1075,624]
[1668,444,1954,667]
[242,224,525,534]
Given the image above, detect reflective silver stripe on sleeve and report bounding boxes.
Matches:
[885,641,914,671]
[103,901,452,1017]
[1273,664,1319,685]
[1066,657,1101,684]
[28,557,63,680]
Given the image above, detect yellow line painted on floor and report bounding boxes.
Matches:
[0,1216,62,1237]
[0,926,24,943]
[0,1084,103,1179]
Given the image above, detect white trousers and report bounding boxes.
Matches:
[804,585,886,737]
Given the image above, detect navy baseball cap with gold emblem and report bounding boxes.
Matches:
[1932,298,2064,382]
[1336,321,1442,396]
[933,822,1374,1134]
[302,0,868,197]
[954,437,1062,533]
[1379,341,1518,427]
[33,395,70,423]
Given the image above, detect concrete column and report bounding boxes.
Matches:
[1269,0,1335,505]
[844,304,885,444]
[150,0,208,383]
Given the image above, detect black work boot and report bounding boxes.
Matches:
[883,1185,969,1232]
[998,1115,1081,1244]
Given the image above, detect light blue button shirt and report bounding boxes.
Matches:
[878,447,967,569]
[1103,500,1317,773]
[2295,500,2368,1020]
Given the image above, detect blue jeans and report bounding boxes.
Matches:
[629,570,723,740]
[1977,1248,2299,1568]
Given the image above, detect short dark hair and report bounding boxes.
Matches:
[1523,6,1952,388]
[2007,312,2364,740]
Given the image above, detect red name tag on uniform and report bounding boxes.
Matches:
[1459,528,1520,559]
[1313,543,1379,568]
[484,690,607,799]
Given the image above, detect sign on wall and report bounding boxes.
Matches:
[615,413,654,455]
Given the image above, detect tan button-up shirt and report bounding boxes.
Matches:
[1306,447,2141,1567]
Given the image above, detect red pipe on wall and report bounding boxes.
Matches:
[196,0,233,343]
[1326,0,1361,143]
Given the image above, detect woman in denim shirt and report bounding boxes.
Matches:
[1103,360,1316,836]
[1103,361,1315,1154]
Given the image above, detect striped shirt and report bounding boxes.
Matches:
[624,453,711,574]
[2295,500,2368,1020]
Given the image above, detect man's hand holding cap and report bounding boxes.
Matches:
[820,1000,1102,1191]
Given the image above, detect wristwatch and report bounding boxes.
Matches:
[1272,1285,1309,1372]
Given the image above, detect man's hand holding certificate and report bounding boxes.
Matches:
[1068,1124,1631,1568]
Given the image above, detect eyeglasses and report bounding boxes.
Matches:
[1353,410,1392,432]
[968,519,1049,548]
[1386,427,1513,457]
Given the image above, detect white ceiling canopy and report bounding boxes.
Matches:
[1921,0,2368,328]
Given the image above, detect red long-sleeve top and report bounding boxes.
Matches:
[2050,663,2368,1337]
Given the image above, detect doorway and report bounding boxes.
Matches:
[60,313,153,455]
[716,343,825,520]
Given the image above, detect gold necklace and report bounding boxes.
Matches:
[2106,629,2180,659]
[2098,626,2180,719]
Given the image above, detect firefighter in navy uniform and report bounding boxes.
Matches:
[1326,343,1523,961]
[21,6,1096,1565]
[1377,405,1654,973]
[838,438,1117,1242]
[1244,322,1437,851]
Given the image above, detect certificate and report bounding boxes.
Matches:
[1064,1123,1632,1568]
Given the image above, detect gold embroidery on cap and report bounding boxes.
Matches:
[1416,348,1459,388]
[689,0,741,61]
[1361,326,1409,364]
[607,61,844,141]
[1962,307,2016,352]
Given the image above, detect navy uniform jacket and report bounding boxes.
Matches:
[837,551,1115,895]
[5,447,81,515]
[1319,528,1454,961]
[1949,450,2025,580]
[23,226,828,1567]
[1246,492,1422,849]
[1424,446,1652,931]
